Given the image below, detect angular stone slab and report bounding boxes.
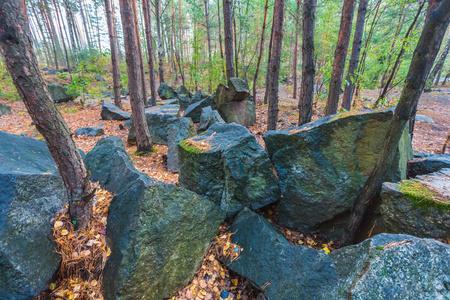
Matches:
[263,109,413,235]
[183,96,215,123]
[167,117,197,173]
[408,153,450,177]
[214,78,250,107]
[218,97,256,127]
[157,82,177,100]
[178,123,280,215]
[197,107,225,133]
[101,100,131,120]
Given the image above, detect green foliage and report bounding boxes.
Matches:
[0,58,21,102]
[65,60,103,108]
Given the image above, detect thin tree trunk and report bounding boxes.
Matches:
[325,0,357,116]
[40,0,59,69]
[205,0,212,92]
[223,0,235,80]
[30,4,51,67]
[341,0,368,111]
[110,0,122,61]
[118,0,153,152]
[298,0,317,125]
[155,0,164,82]
[95,0,101,51]
[143,0,157,106]
[293,0,301,99]
[263,23,274,105]
[217,0,224,59]
[43,0,61,56]
[426,34,450,90]
[78,0,91,48]
[104,0,122,108]
[341,0,450,246]
[0,0,93,227]
[233,5,239,78]
[53,0,70,70]
[131,0,148,107]
[252,0,269,100]
[179,0,184,65]
[266,0,286,131]
[375,2,424,107]
[172,0,185,85]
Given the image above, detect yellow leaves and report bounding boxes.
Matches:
[54,221,64,229]
[231,279,238,286]
[90,280,98,287]
[321,245,331,254]
[61,229,69,236]
[50,283,56,290]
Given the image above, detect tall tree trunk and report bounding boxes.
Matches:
[143,0,157,106]
[252,0,269,100]
[39,0,59,69]
[179,0,184,64]
[104,0,122,108]
[95,0,102,51]
[110,0,122,61]
[374,2,424,107]
[341,0,450,246]
[233,3,239,78]
[223,0,235,80]
[293,0,301,99]
[205,0,212,92]
[324,0,357,116]
[118,0,153,152]
[43,0,61,56]
[426,34,450,90]
[53,0,70,70]
[266,0,286,131]
[217,0,224,59]
[341,0,368,111]
[172,0,184,85]
[30,4,51,67]
[263,22,274,105]
[0,0,93,227]
[64,0,79,63]
[298,0,317,125]
[78,0,91,48]
[155,0,164,82]
[132,0,148,107]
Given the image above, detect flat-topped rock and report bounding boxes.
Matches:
[74,127,104,136]
[178,123,280,215]
[214,78,250,107]
[263,109,413,237]
[408,153,450,177]
[381,168,450,239]
[101,100,131,120]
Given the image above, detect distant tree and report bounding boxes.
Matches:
[266,0,286,131]
[252,0,269,100]
[325,0,357,116]
[104,0,122,108]
[154,0,164,83]
[39,0,59,69]
[425,35,450,90]
[143,0,157,106]
[217,0,224,59]
[53,0,71,70]
[342,0,450,246]
[118,0,153,152]
[292,0,301,99]
[223,0,235,80]
[341,0,368,111]
[0,0,93,227]
[298,0,317,125]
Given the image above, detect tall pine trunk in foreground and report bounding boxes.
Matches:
[223,0,235,80]
[118,0,153,152]
[298,0,317,125]
[342,0,450,246]
[325,0,357,116]
[266,0,286,131]
[341,0,368,111]
[143,0,157,106]
[0,0,92,227]
[252,0,269,100]
[293,0,301,99]
[104,0,122,108]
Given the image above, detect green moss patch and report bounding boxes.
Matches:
[179,139,207,154]
[397,180,450,212]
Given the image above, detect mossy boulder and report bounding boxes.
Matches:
[178,123,280,215]
[157,82,177,100]
[218,96,256,127]
[47,83,77,102]
[263,109,413,237]
[380,168,450,239]
[167,117,197,173]
[0,132,67,299]
[177,85,191,97]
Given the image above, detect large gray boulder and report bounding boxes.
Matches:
[326,233,450,299]
[214,78,250,107]
[190,90,203,104]
[227,209,338,300]
[0,103,11,115]
[408,153,450,177]
[218,97,256,127]
[167,117,197,173]
[183,96,215,123]
[177,94,191,110]
[197,106,225,133]
[128,104,180,145]
[86,138,225,300]
[74,127,104,136]
[380,168,450,239]
[101,101,131,120]
[157,82,177,100]
[0,132,67,299]
[176,85,190,97]
[263,109,413,237]
[47,83,77,102]
[178,123,280,215]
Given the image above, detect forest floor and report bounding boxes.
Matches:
[0,83,449,300]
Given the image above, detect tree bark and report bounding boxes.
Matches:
[341,0,368,111]
[325,0,356,116]
[30,3,51,67]
[263,22,274,105]
[53,0,70,70]
[131,0,148,107]
[63,0,79,63]
[118,0,153,152]
[172,0,184,85]
[78,0,91,48]
[155,0,164,83]
[39,0,59,69]
[426,34,450,90]
[217,0,224,59]
[266,0,286,131]
[143,0,157,106]
[298,0,317,125]
[110,0,122,61]
[0,0,93,227]
[293,0,301,99]
[104,0,122,108]
[252,0,269,100]
[205,0,212,92]
[223,0,235,80]
[233,4,239,78]
[341,0,450,246]
[43,0,61,56]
